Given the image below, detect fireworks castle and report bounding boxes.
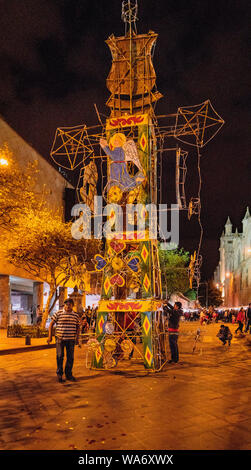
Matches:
[51,1,224,370]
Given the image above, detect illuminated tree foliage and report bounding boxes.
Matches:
[4,207,100,328]
[159,248,190,297]
[0,143,100,327]
[0,143,39,230]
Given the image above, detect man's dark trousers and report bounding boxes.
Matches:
[169,333,179,363]
[56,339,75,378]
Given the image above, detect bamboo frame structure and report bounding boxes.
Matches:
[50,1,224,371]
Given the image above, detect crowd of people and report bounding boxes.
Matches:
[183,303,251,347]
[79,305,98,334]
[78,303,251,346]
[181,303,251,332]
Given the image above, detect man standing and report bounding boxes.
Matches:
[245,303,251,333]
[47,298,80,383]
[165,301,182,364]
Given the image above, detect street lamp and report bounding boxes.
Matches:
[0,143,12,167]
[0,158,9,166]
[199,281,209,309]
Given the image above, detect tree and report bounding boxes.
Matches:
[0,143,39,230]
[199,280,223,308]
[4,207,101,328]
[159,247,190,297]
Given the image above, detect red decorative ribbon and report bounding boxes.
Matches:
[109,116,144,127]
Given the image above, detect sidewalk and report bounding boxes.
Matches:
[0,328,55,355]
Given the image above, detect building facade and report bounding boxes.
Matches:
[214,208,251,307]
[0,116,74,328]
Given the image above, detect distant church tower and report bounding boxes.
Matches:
[215,208,251,306]
[224,216,233,236]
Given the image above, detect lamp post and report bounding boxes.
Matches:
[0,158,9,166]
[199,281,209,309]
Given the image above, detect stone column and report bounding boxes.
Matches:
[59,286,68,309]
[33,282,44,321]
[0,275,11,328]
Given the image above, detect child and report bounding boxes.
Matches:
[217,324,232,346]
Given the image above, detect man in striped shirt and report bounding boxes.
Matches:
[47,298,80,383]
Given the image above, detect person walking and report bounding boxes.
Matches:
[36,305,42,325]
[165,301,182,364]
[47,298,80,383]
[235,307,245,334]
[232,310,237,324]
[91,306,98,331]
[245,303,251,333]
[85,306,92,326]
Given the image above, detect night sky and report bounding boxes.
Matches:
[0,0,250,280]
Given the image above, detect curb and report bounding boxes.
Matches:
[0,344,56,356]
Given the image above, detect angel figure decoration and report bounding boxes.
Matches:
[100,133,146,204]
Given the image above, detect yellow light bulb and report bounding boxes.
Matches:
[0,158,8,166]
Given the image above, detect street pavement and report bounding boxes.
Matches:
[0,321,251,451]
